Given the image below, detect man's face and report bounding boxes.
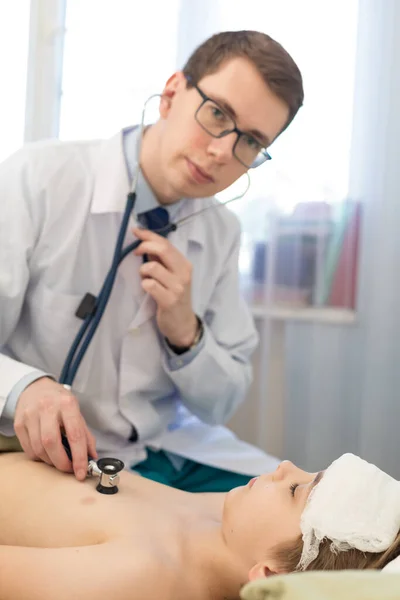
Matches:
[156,57,290,203]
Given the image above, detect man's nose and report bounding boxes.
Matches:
[207,133,236,164]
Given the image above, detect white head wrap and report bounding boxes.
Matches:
[298,453,400,571]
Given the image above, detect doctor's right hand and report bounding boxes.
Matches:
[14,377,97,481]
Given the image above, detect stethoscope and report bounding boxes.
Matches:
[58,94,250,494]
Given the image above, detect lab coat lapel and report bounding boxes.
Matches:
[91,131,130,214]
[113,216,155,330]
[130,292,157,329]
[90,129,155,328]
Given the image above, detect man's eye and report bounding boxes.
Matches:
[211,106,227,121]
[243,134,262,149]
[290,483,299,497]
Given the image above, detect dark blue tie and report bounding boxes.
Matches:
[138,207,170,234]
[138,207,171,263]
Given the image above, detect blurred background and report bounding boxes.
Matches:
[2,0,400,476]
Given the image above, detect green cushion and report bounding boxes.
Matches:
[240,571,400,600]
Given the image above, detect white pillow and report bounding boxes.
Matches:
[382,555,400,572]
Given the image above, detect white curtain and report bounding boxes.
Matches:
[179,0,400,478]
[283,0,400,477]
[0,0,30,161]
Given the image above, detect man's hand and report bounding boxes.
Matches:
[133,227,198,347]
[14,377,97,480]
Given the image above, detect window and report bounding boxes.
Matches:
[59,0,180,140]
[0,1,31,162]
[59,0,360,310]
[212,1,360,310]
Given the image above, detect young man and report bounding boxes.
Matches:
[0,31,304,491]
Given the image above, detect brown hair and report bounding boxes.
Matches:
[182,30,304,135]
[273,530,400,572]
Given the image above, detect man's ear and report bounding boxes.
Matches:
[248,562,280,582]
[159,71,186,118]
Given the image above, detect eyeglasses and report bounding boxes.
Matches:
[186,75,272,169]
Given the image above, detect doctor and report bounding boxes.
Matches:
[0,30,303,492]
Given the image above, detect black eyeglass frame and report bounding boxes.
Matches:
[185,75,272,168]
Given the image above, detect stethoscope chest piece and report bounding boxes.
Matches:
[88,457,125,495]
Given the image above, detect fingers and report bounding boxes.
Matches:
[29,418,54,467]
[133,227,183,272]
[133,227,161,242]
[135,240,176,271]
[14,422,45,462]
[14,410,35,459]
[85,426,98,460]
[140,260,182,292]
[15,403,52,466]
[39,405,73,473]
[14,378,96,481]
[61,395,92,481]
[142,277,176,307]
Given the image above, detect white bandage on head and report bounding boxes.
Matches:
[298,453,400,571]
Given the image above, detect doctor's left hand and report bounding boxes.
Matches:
[133,227,198,348]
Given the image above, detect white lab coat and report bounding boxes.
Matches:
[0,131,280,475]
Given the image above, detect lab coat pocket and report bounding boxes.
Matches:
[28,284,85,377]
[188,244,214,319]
